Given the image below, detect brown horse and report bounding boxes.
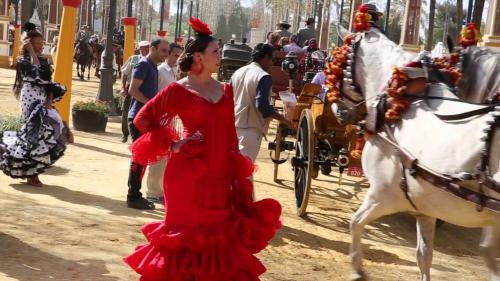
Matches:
[75,39,93,80]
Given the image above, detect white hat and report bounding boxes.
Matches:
[138,41,150,47]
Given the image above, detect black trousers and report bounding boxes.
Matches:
[121,94,132,139]
[127,120,145,201]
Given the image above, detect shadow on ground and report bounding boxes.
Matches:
[0,232,120,281]
[9,183,163,220]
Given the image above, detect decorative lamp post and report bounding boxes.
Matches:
[53,0,82,123]
[97,0,118,115]
[122,17,137,64]
[122,0,135,63]
[160,0,165,30]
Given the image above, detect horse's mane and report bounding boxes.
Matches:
[354,29,412,97]
[458,46,500,103]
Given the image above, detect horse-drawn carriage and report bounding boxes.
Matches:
[267,49,361,216]
[218,42,252,81]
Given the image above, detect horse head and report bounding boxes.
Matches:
[329,27,413,126]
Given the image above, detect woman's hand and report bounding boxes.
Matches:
[171,131,203,154]
[21,39,34,53]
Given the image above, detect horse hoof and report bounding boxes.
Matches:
[350,271,367,281]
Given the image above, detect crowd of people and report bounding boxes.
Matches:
[266,17,319,55]
[0,4,386,278]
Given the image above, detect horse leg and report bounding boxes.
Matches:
[350,189,397,280]
[76,63,81,78]
[87,62,91,80]
[80,63,84,80]
[480,225,500,281]
[415,215,436,281]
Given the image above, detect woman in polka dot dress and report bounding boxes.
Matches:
[0,23,73,187]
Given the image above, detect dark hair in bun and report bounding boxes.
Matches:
[21,22,43,41]
[178,35,217,73]
[21,22,44,55]
[251,43,274,62]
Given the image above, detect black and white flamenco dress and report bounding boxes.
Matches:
[0,55,68,178]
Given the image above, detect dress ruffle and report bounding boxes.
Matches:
[130,126,179,166]
[0,103,67,178]
[124,152,281,281]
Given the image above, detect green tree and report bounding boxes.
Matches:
[432,2,465,47]
[385,0,406,43]
[215,14,229,42]
[228,11,242,40]
[227,3,250,41]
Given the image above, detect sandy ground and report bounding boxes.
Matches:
[0,66,493,281]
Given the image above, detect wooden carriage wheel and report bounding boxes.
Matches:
[293,109,315,217]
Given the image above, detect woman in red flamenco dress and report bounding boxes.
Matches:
[124,18,282,281]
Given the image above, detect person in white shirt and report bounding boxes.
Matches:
[283,35,304,55]
[157,43,183,89]
[146,43,184,203]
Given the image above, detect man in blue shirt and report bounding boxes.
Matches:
[127,38,169,210]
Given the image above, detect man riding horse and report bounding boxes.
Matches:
[74,25,93,57]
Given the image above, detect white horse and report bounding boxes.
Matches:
[333,27,500,281]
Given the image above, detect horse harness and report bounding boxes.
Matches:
[337,33,500,213]
[364,92,500,213]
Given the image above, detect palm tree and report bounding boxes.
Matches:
[471,0,485,27]
[425,0,436,50]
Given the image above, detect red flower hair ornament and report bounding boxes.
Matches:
[189,17,213,36]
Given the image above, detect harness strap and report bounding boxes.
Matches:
[376,131,500,214]
[434,105,497,121]
[402,94,498,121]
[382,124,419,210]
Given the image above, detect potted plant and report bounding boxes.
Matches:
[0,115,24,134]
[72,100,109,132]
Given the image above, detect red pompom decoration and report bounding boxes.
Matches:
[188,17,213,36]
[358,5,369,12]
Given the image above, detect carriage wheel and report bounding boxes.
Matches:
[293,109,315,217]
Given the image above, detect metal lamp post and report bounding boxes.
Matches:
[160,0,165,30]
[97,0,117,115]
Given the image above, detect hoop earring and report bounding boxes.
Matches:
[191,62,204,75]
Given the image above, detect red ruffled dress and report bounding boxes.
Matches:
[124,83,282,281]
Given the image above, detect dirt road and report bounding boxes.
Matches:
[0,67,490,280]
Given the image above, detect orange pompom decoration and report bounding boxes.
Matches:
[325,37,356,103]
[385,109,401,120]
[391,99,410,112]
[383,66,413,121]
[350,134,365,159]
